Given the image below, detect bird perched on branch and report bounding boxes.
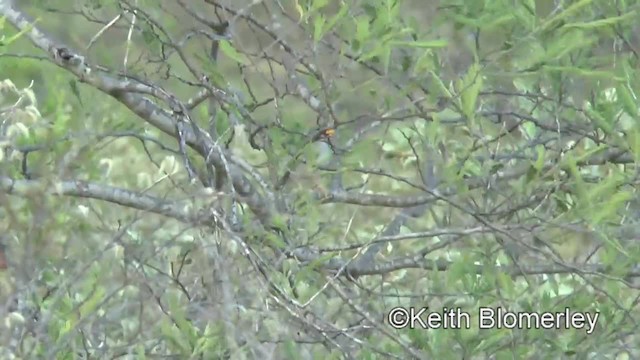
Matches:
[279,127,336,194]
[306,127,336,166]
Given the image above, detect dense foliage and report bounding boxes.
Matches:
[1,0,640,358]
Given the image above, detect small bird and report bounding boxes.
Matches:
[285,127,336,193]
[306,127,335,167]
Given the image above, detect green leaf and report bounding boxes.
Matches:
[448,258,473,286]
[474,329,510,352]
[542,66,620,80]
[534,145,545,171]
[310,0,330,12]
[562,11,637,29]
[265,231,287,249]
[313,15,325,43]
[412,49,435,74]
[381,45,392,74]
[389,39,448,48]
[141,26,156,45]
[58,318,74,340]
[573,143,609,164]
[544,30,594,61]
[587,171,623,202]
[0,17,39,46]
[624,127,640,162]
[481,14,516,30]
[193,332,216,356]
[585,107,614,135]
[563,153,587,203]
[459,63,483,123]
[135,344,146,360]
[449,13,481,28]
[539,0,593,33]
[214,110,230,137]
[219,40,248,65]
[324,3,349,37]
[160,320,192,354]
[591,191,632,225]
[79,286,106,317]
[294,0,304,20]
[428,71,453,98]
[616,82,638,118]
[167,293,196,344]
[355,16,370,44]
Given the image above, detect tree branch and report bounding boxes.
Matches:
[0,1,278,232]
[0,176,207,225]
